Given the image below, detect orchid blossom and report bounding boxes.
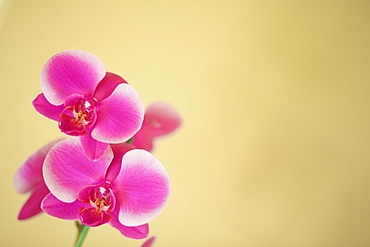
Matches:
[41,138,170,239]
[132,102,181,152]
[33,50,144,160]
[13,139,62,220]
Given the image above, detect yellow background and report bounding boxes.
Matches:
[1,1,370,246]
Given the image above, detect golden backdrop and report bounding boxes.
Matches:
[1,1,370,246]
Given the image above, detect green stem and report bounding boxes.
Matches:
[74,222,90,247]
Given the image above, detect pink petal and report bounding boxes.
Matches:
[141,236,156,247]
[32,93,64,121]
[17,184,49,220]
[132,128,154,151]
[40,50,105,105]
[108,206,149,239]
[145,102,182,137]
[41,193,85,220]
[105,143,136,183]
[79,134,109,161]
[109,221,149,239]
[92,83,144,143]
[112,149,170,226]
[132,102,181,151]
[14,139,63,194]
[93,72,128,101]
[43,138,113,202]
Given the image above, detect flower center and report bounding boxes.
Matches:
[78,184,116,227]
[72,100,95,125]
[59,97,98,136]
[88,185,114,212]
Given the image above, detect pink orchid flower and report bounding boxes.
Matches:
[14,139,62,220]
[33,50,144,160]
[41,138,170,239]
[132,102,181,152]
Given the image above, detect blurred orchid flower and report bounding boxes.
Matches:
[14,139,62,220]
[132,102,181,151]
[33,50,144,160]
[41,138,170,239]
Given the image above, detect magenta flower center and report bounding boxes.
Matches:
[89,185,114,212]
[78,184,116,227]
[59,97,98,136]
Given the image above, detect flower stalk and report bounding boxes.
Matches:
[75,221,90,247]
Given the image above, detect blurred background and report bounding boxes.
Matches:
[1,0,369,246]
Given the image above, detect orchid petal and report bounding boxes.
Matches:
[109,221,149,239]
[105,143,136,183]
[14,139,62,194]
[132,128,154,151]
[80,134,109,161]
[141,236,156,247]
[113,149,170,226]
[32,93,64,121]
[41,193,85,220]
[92,83,144,143]
[43,138,113,202]
[133,102,181,151]
[40,50,105,105]
[93,72,128,101]
[17,184,49,220]
[108,206,149,239]
[144,102,182,137]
